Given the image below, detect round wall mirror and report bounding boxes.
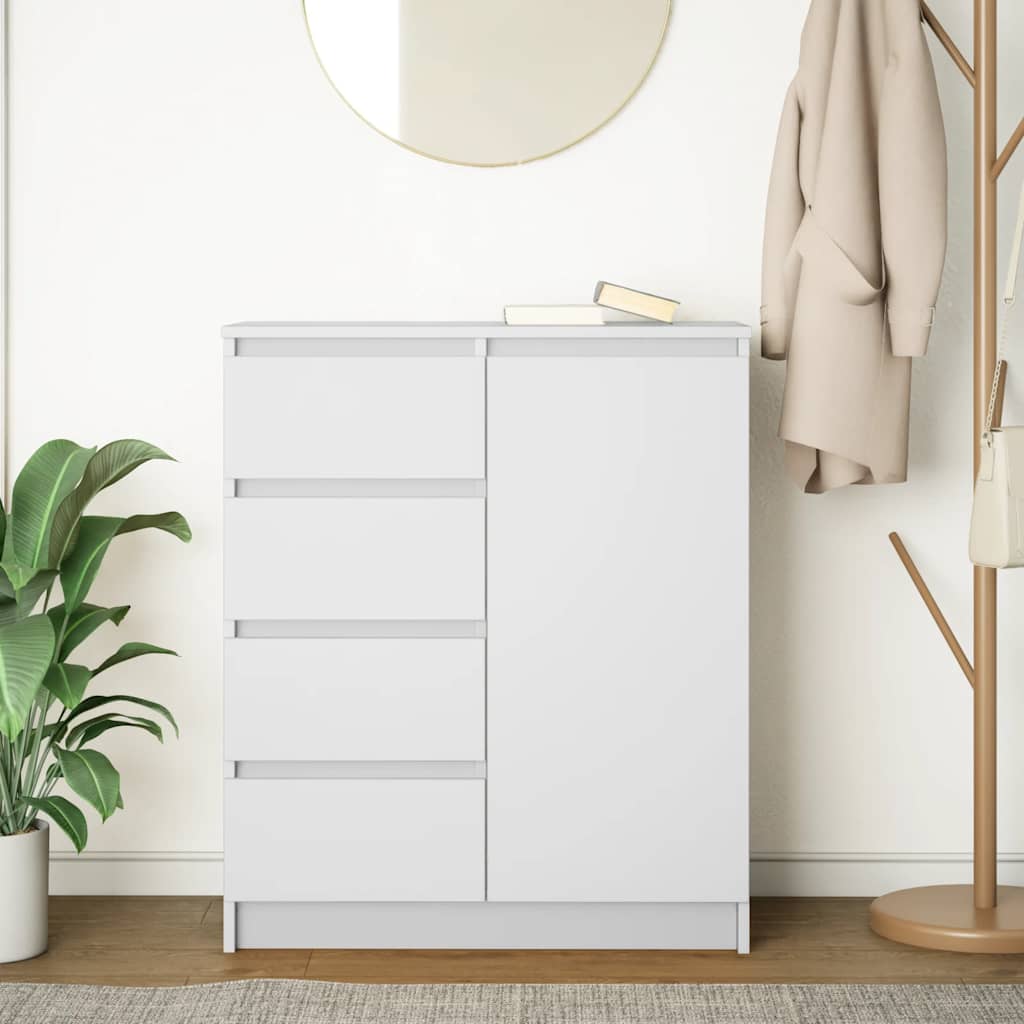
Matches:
[303,0,671,167]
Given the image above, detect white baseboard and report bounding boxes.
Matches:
[752,852,1024,897]
[48,851,222,896]
[47,850,1024,899]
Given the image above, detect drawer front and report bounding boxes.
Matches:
[225,356,484,479]
[224,779,484,901]
[224,498,484,620]
[224,639,484,761]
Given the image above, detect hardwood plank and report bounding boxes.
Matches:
[39,898,218,953]
[0,947,312,983]
[302,948,977,984]
[953,963,1024,982]
[0,974,190,988]
[0,897,1019,986]
[47,896,211,926]
[184,950,313,983]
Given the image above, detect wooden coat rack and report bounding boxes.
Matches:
[869,1,1024,952]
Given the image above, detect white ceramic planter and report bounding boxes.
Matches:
[0,819,49,963]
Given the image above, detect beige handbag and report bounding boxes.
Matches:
[969,182,1024,568]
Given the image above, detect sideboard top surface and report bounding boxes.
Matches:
[221,321,752,340]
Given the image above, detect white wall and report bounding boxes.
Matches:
[8,0,1024,897]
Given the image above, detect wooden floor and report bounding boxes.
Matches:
[1,898,1024,986]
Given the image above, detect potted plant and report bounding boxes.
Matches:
[0,439,190,963]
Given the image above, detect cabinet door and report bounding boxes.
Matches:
[487,356,748,902]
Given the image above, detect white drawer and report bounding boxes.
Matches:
[224,498,484,620]
[224,639,484,761]
[223,779,484,902]
[224,356,484,479]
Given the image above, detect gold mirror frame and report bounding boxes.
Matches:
[302,1,672,168]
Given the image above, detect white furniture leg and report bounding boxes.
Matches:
[737,901,750,955]
[223,900,236,953]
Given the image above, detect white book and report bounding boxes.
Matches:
[504,304,652,326]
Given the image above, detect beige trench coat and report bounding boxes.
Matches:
[761,0,947,493]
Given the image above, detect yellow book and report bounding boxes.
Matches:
[593,281,679,323]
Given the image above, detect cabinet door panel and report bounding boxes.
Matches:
[486,356,748,902]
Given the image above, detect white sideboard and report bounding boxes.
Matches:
[222,322,750,953]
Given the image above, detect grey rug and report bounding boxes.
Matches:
[2,981,1024,1024]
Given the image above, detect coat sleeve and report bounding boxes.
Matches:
[761,79,805,361]
[879,12,948,358]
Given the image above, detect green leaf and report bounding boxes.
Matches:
[59,512,190,613]
[0,562,36,591]
[19,796,88,853]
[65,693,178,738]
[21,568,56,611]
[0,567,56,624]
[0,614,56,740]
[93,642,177,677]
[16,569,56,620]
[117,512,191,543]
[42,720,68,744]
[10,440,95,568]
[48,603,130,660]
[42,662,92,710]
[116,791,124,810]
[48,440,174,567]
[58,518,121,612]
[66,713,163,748]
[55,747,120,821]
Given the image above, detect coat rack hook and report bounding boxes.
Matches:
[921,2,976,88]
[888,532,974,688]
[994,117,1024,181]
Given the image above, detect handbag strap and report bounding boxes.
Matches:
[985,178,1024,432]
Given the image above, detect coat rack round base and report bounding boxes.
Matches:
[870,886,1024,953]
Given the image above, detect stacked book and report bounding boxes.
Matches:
[505,281,679,326]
